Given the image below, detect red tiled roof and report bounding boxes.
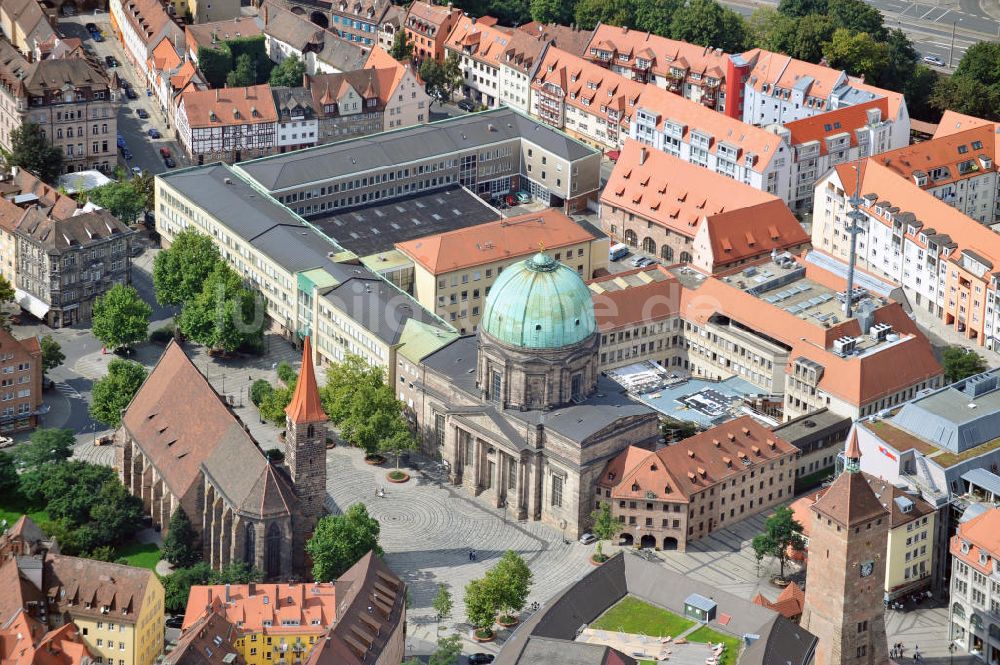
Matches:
[180,84,277,128]
[285,337,326,423]
[782,98,889,155]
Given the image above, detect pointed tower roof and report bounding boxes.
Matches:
[812,431,887,527]
[285,337,327,423]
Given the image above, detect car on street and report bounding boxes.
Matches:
[85,22,98,31]
[131,166,143,176]
[468,655,494,665]
[165,616,184,629]
[164,156,176,168]
[630,255,649,267]
[514,191,531,204]
[126,87,138,99]
[122,148,133,160]
[104,55,118,68]
[579,533,597,545]
[457,98,475,112]
[159,147,171,158]
[148,128,160,139]
[136,108,149,119]
[0,436,14,449]
[922,55,945,66]
[90,31,103,42]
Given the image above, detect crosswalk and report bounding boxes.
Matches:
[54,383,82,399]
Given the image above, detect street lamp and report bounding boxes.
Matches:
[948,19,962,69]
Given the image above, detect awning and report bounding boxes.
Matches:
[15,289,50,320]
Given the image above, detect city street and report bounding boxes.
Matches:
[58,13,191,177]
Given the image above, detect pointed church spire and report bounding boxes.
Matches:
[844,429,861,473]
[285,337,326,423]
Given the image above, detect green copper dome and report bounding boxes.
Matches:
[480,252,596,349]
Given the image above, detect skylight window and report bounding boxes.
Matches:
[958,144,969,154]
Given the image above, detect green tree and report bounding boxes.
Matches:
[270,54,306,87]
[89,480,144,547]
[828,0,886,39]
[307,503,382,582]
[163,507,200,568]
[153,228,221,306]
[464,577,500,638]
[7,123,63,182]
[320,355,385,425]
[87,180,145,224]
[670,0,747,53]
[92,284,152,351]
[250,379,274,406]
[226,35,273,84]
[875,28,918,90]
[490,550,532,621]
[905,64,940,121]
[177,263,265,353]
[212,560,264,584]
[163,562,214,613]
[486,0,531,25]
[931,42,1000,120]
[432,584,453,624]
[746,8,797,54]
[751,506,804,580]
[376,414,416,469]
[787,13,835,62]
[258,385,293,426]
[590,501,617,561]
[131,171,155,211]
[0,451,18,496]
[821,29,889,82]
[227,53,257,88]
[942,347,988,383]
[420,58,446,102]
[428,635,462,665]
[0,274,14,306]
[574,0,635,30]
[441,53,464,103]
[197,46,233,89]
[388,30,414,61]
[21,461,115,524]
[634,0,683,36]
[776,0,826,18]
[40,335,65,374]
[15,428,74,471]
[89,358,148,427]
[530,0,572,24]
[276,361,297,385]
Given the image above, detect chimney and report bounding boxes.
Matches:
[244,87,249,99]
[225,584,230,603]
[215,88,219,101]
[639,146,647,165]
[248,582,256,597]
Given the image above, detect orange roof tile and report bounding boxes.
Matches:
[286,337,326,423]
[586,25,730,83]
[870,124,996,190]
[395,209,594,275]
[849,78,906,121]
[933,110,995,138]
[953,509,1000,572]
[589,267,682,331]
[782,98,889,156]
[150,37,180,71]
[184,582,337,634]
[180,84,278,127]
[600,416,798,502]
[743,48,846,102]
[444,15,514,68]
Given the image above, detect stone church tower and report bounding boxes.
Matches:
[285,336,328,572]
[800,430,890,665]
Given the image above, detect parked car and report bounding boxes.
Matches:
[0,436,14,449]
[85,22,98,32]
[457,98,475,112]
[165,616,184,629]
[136,108,149,119]
[922,54,945,66]
[579,533,597,545]
[468,655,494,665]
[159,147,171,159]
[514,191,531,204]
[104,55,118,68]
[164,157,176,168]
[122,148,133,161]
[131,166,143,176]
[95,435,113,447]
[125,88,138,100]
[90,31,103,42]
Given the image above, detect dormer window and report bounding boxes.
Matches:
[962,541,970,554]
[631,482,640,491]
[981,552,989,566]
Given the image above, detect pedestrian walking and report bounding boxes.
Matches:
[468,549,473,561]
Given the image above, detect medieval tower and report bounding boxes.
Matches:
[800,430,890,665]
[285,336,329,572]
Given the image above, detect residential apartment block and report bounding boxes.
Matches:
[0,327,43,432]
[949,507,1000,660]
[0,170,135,328]
[396,209,607,332]
[812,155,1000,350]
[598,416,798,551]
[792,463,936,601]
[600,140,808,273]
[110,0,185,88]
[329,0,391,47]
[404,1,461,64]
[0,0,57,59]
[0,41,120,174]
[175,85,278,164]
[584,24,747,118]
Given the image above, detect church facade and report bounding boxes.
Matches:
[405,252,660,537]
[115,339,328,579]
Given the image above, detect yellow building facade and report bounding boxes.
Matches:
[885,504,936,600]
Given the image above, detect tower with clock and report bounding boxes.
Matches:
[800,430,890,665]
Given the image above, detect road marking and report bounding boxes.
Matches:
[935,8,951,21]
[56,383,82,398]
[919,5,940,18]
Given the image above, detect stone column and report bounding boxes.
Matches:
[151,478,163,528]
[462,434,479,494]
[131,447,143,499]
[516,454,528,520]
[159,490,171,533]
[210,498,223,570]
[141,464,153,514]
[232,516,245,566]
[220,509,233,568]
[446,425,462,486]
[531,452,544,521]
[494,451,506,508]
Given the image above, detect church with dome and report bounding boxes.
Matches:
[409,252,659,536]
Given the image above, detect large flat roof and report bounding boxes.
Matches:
[234,107,598,192]
[307,185,499,258]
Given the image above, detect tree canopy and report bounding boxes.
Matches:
[942,347,988,383]
[91,284,152,351]
[931,42,1000,120]
[90,358,148,427]
[163,507,201,568]
[227,53,258,88]
[176,262,265,353]
[307,503,383,582]
[590,501,617,560]
[15,428,75,471]
[153,228,221,306]
[388,31,414,61]
[669,0,747,53]
[40,335,64,373]
[7,123,63,182]
[87,179,146,224]
[270,54,306,87]
[751,506,804,579]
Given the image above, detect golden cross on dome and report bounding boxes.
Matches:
[539,242,545,253]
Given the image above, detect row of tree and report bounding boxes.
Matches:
[464,551,533,639]
[0,428,144,558]
[153,229,266,354]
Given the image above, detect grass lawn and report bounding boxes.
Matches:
[115,542,162,570]
[591,596,695,638]
[688,626,742,665]
[0,494,51,529]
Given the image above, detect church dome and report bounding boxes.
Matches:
[480,252,596,349]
